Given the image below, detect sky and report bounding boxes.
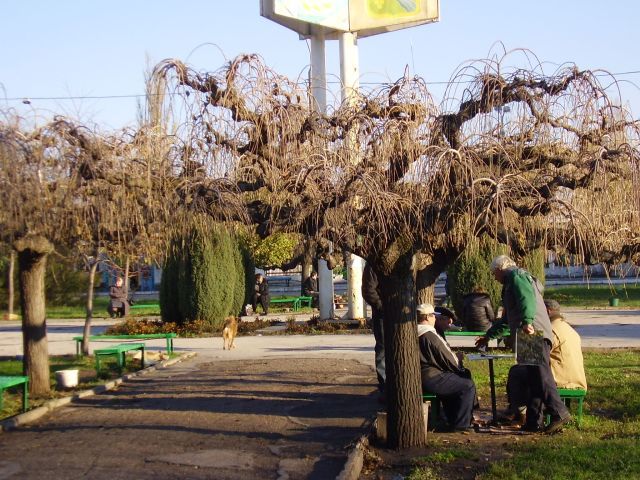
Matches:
[2,0,640,130]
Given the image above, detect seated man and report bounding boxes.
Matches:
[461,286,495,331]
[417,303,477,431]
[506,299,587,423]
[107,277,130,318]
[302,271,319,307]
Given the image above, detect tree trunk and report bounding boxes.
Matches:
[300,238,314,296]
[14,235,54,396]
[7,250,15,318]
[82,257,100,355]
[378,257,426,449]
[124,256,130,297]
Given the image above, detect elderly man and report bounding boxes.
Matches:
[507,299,587,420]
[418,303,477,431]
[476,255,571,433]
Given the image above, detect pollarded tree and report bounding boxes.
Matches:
[152,50,640,448]
[0,115,172,394]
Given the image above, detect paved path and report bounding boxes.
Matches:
[0,309,639,361]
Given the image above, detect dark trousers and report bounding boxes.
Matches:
[252,293,269,314]
[371,312,385,391]
[422,372,476,429]
[522,340,569,428]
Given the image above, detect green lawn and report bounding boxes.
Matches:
[545,284,640,308]
[0,354,145,419]
[408,349,640,480]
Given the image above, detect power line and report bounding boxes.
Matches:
[4,70,640,103]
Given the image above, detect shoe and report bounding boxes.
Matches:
[545,414,572,434]
[520,423,543,433]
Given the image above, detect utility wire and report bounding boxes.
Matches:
[5,70,640,103]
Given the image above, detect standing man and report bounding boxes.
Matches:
[476,255,571,433]
[252,273,270,316]
[418,303,477,431]
[362,262,385,400]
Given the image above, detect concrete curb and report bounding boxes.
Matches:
[336,434,369,480]
[0,351,197,433]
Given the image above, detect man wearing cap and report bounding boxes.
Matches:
[476,255,571,433]
[417,303,477,431]
[506,299,587,422]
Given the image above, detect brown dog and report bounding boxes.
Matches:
[222,316,238,350]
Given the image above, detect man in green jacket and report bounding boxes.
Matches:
[476,255,571,433]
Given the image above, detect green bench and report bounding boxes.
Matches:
[298,296,313,308]
[546,388,587,428]
[129,303,158,310]
[94,343,145,374]
[0,376,29,413]
[74,333,176,356]
[269,297,302,311]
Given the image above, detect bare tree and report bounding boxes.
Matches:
[0,115,172,393]
[151,50,639,448]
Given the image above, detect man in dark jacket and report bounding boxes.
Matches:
[302,271,319,307]
[418,303,476,431]
[107,277,129,318]
[461,286,495,331]
[476,255,571,433]
[252,273,270,315]
[362,263,385,396]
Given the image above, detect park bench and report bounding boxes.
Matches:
[0,376,29,413]
[269,296,301,311]
[129,303,158,310]
[94,343,145,374]
[298,296,313,308]
[546,388,587,428]
[266,275,292,288]
[73,333,176,357]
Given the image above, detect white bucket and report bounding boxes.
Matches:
[55,369,79,388]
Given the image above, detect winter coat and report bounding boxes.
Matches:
[461,292,495,331]
[362,263,383,320]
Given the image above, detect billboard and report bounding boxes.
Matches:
[261,0,439,38]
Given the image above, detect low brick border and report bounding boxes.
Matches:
[0,352,197,433]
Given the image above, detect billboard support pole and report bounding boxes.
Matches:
[310,34,335,320]
[339,32,366,321]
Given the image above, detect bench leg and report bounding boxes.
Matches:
[576,397,583,428]
[141,347,145,369]
[22,380,29,412]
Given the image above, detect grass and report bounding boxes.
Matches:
[0,354,146,419]
[407,349,640,480]
[545,284,640,308]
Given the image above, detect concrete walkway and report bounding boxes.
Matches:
[0,308,639,360]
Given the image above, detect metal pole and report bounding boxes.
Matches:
[310,34,335,320]
[339,31,366,320]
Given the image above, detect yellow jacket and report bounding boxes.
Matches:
[550,315,587,390]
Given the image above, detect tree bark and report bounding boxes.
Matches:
[82,255,100,355]
[124,256,130,297]
[7,250,15,318]
[300,238,315,296]
[14,235,54,396]
[378,257,426,449]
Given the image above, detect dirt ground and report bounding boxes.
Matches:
[0,356,380,480]
[360,400,542,480]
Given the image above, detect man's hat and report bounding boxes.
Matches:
[417,303,435,315]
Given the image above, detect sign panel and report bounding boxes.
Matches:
[261,0,439,37]
[274,0,349,31]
